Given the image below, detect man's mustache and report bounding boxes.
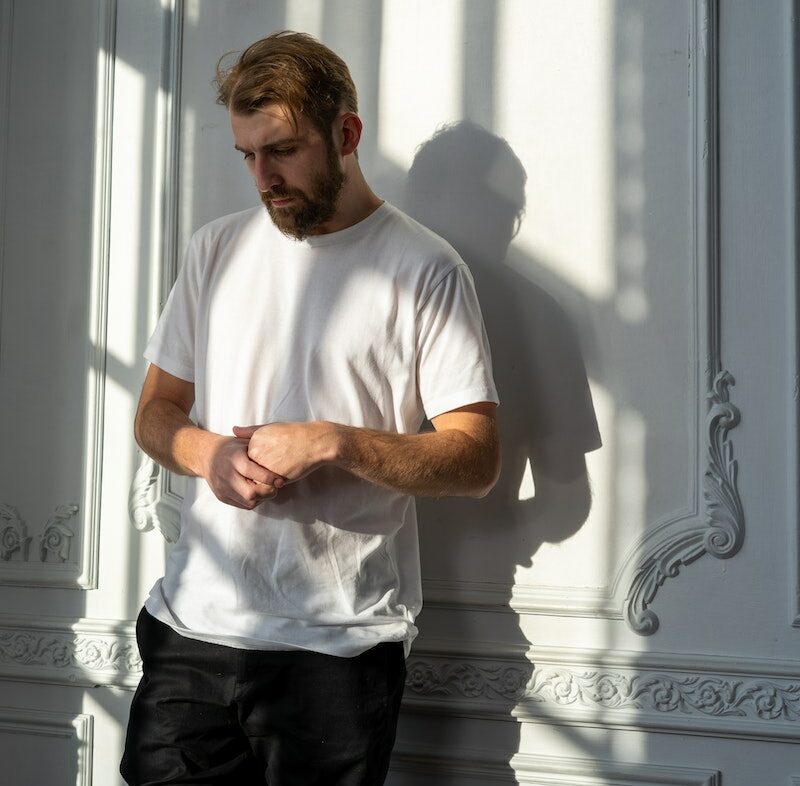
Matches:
[262,186,303,200]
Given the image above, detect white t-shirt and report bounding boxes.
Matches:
[143,201,498,657]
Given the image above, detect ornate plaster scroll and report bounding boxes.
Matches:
[0,615,142,689]
[0,504,78,566]
[625,371,743,634]
[405,660,800,724]
[621,0,745,635]
[0,504,30,561]
[0,630,141,674]
[39,504,79,562]
[128,453,181,543]
[404,644,800,742]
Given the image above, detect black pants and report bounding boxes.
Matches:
[121,609,406,785]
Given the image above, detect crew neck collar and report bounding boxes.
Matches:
[294,201,391,247]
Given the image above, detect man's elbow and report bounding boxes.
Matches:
[468,447,502,499]
[133,398,152,452]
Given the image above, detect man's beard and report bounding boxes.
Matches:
[260,144,346,240]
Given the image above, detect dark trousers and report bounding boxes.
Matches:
[121,608,406,785]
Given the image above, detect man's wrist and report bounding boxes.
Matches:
[320,421,350,468]
[187,429,226,479]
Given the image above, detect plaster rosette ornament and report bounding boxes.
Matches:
[624,371,744,635]
[0,504,30,561]
[38,504,79,562]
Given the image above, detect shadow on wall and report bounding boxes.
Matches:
[404,121,602,774]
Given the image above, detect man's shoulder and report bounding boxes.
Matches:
[379,203,463,274]
[190,205,265,248]
[382,203,455,253]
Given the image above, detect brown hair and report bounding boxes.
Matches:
[215,31,358,141]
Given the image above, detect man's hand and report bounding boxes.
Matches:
[201,435,287,509]
[233,404,500,500]
[133,365,298,509]
[232,422,335,483]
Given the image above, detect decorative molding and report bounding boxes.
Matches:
[407,659,800,725]
[0,0,13,322]
[0,504,80,583]
[523,668,799,723]
[0,504,79,563]
[77,0,117,590]
[129,453,182,543]
[625,370,743,634]
[0,629,140,676]
[390,747,720,786]
[128,0,185,543]
[39,504,79,562]
[160,0,184,291]
[791,0,800,631]
[0,0,116,589]
[422,578,621,619]
[703,371,744,560]
[403,640,800,743]
[0,708,93,786]
[619,0,744,634]
[0,614,798,745]
[0,614,141,689]
[128,452,159,533]
[0,504,29,561]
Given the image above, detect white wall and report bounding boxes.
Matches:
[0,0,797,783]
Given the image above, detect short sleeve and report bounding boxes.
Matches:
[416,264,499,419]
[143,233,202,382]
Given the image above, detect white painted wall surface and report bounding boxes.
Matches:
[0,0,797,783]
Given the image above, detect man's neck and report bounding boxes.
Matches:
[310,164,383,236]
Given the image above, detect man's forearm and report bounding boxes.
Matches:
[232,406,501,498]
[329,422,500,499]
[134,398,220,477]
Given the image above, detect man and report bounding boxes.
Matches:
[122,31,500,786]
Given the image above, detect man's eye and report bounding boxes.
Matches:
[242,152,254,161]
[273,147,295,157]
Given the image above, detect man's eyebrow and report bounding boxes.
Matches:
[234,136,301,153]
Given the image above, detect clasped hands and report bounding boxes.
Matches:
[203,421,335,510]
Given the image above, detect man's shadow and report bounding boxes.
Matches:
[403,122,602,771]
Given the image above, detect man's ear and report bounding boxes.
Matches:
[339,112,362,156]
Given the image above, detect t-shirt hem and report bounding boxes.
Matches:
[144,595,416,658]
[143,347,194,382]
[423,387,499,421]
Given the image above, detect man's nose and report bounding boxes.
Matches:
[254,156,282,193]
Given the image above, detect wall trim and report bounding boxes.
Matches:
[403,639,800,743]
[0,0,117,589]
[789,0,800,630]
[622,0,744,635]
[129,452,182,543]
[1,614,799,745]
[0,0,13,325]
[0,707,93,786]
[422,578,621,619]
[128,0,184,544]
[390,746,721,786]
[78,0,117,589]
[0,614,140,689]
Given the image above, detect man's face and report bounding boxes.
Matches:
[231,105,346,240]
